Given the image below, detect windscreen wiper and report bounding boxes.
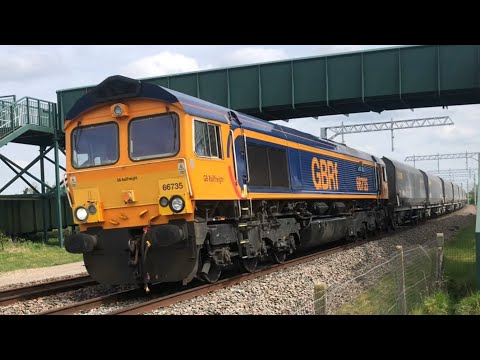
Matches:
[74,121,83,152]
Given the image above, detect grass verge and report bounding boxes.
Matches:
[0,234,82,273]
[413,223,479,314]
[335,222,477,315]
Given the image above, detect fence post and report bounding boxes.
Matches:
[436,233,445,287]
[314,282,327,315]
[396,245,407,315]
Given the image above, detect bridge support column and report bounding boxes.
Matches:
[54,134,64,248]
[40,146,48,243]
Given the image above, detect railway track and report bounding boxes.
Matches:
[37,240,368,315]
[0,275,96,306]
[108,240,367,315]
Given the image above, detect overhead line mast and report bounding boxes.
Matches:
[320,116,454,152]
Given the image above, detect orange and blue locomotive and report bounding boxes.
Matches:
[63,75,465,288]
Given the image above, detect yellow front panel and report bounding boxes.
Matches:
[72,187,104,224]
[65,99,197,231]
[158,176,193,215]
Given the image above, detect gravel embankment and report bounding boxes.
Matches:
[0,284,133,315]
[144,205,476,315]
[0,274,85,292]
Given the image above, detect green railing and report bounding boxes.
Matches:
[0,96,16,127]
[0,97,56,140]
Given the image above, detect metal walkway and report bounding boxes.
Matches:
[0,96,57,149]
[57,45,480,122]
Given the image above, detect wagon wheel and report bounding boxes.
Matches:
[240,257,258,273]
[201,260,222,284]
[389,218,396,231]
[272,250,287,264]
[361,224,368,240]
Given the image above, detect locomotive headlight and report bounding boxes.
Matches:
[113,104,123,116]
[169,196,185,213]
[75,207,89,222]
[88,204,97,215]
[111,103,128,118]
[159,196,169,207]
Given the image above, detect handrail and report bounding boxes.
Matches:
[0,96,56,142]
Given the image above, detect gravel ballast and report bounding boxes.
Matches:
[147,205,476,315]
[0,283,133,315]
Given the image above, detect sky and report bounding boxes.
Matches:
[0,45,478,194]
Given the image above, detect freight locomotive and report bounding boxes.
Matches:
[63,75,467,288]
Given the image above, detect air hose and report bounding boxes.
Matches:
[141,227,151,293]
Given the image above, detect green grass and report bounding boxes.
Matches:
[411,291,452,315]
[336,222,478,315]
[443,223,476,297]
[412,223,479,315]
[336,272,398,315]
[412,291,480,315]
[455,292,480,314]
[336,248,436,315]
[0,234,82,273]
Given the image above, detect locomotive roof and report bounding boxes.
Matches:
[66,75,375,162]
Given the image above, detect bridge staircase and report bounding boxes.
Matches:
[0,95,70,243]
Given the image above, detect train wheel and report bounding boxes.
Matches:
[359,224,368,240]
[241,257,258,273]
[272,250,287,264]
[201,260,222,284]
[390,219,396,231]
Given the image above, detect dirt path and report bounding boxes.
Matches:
[0,261,87,289]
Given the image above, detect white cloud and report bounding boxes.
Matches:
[436,124,479,140]
[220,47,289,67]
[0,50,64,82]
[121,51,201,78]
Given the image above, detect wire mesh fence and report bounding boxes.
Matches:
[291,236,445,315]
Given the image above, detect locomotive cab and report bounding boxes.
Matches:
[64,76,205,286]
[64,75,248,287]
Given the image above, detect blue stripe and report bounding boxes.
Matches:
[238,137,379,196]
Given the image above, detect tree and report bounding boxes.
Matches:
[22,183,39,194]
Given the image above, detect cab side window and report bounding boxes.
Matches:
[194,120,222,158]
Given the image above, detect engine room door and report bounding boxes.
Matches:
[238,131,250,197]
[227,111,249,198]
[231,130,249,198]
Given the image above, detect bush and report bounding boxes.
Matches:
[455,292,480,315]
[419,292,452,315]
